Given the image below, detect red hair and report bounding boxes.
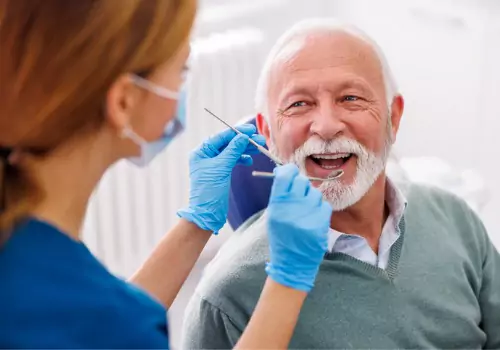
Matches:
[0,0,196,236]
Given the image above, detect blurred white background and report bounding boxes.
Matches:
[82,0,500,348]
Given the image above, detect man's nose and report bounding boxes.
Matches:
[309,105,346,140]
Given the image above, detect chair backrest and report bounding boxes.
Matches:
[227,117,275,230]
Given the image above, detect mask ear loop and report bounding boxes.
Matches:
[120,126,147,146]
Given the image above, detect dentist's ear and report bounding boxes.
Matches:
[256,113,271,146]
[105,74,140,132]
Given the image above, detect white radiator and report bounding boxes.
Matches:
[81,27,266,278]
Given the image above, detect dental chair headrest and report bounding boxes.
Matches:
[227,116,275,230]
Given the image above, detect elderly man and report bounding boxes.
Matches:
[182,19,500,349]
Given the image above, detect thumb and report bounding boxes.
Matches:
[218,134,249,165]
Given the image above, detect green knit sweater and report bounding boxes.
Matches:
[181,184,500,349]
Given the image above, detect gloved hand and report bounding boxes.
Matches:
[177,124,266,234]
[265,164,332,292]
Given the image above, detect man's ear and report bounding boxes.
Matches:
[390,95,404,143]
[256,113,271,145]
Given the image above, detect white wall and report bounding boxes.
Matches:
[476,0,500,248]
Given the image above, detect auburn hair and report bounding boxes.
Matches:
[0,0,196,237]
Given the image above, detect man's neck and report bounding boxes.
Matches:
[330,174,389,252]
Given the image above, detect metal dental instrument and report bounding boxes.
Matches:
[252,169,343,182]
[204,108,283,165]
[204,108,344,182]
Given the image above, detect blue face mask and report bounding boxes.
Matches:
[122,75,187,167]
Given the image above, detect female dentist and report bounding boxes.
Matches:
[0,0,332,348]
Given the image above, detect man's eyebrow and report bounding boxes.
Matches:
[337,80,373,94]
[277,79,376,104]
[279,85,314,102]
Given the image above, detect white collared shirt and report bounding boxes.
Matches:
[327,178,407,269]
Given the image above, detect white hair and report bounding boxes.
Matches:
[255,18,399,119]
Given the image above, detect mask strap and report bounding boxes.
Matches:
[131,75,180,100]
[120,126,147,146]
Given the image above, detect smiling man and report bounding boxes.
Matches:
[181,19,500,349]
[259,21,401,256]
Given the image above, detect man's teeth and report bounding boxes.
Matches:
[311,153,351,160]
[309,153,351,170]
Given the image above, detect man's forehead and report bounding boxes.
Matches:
[270,32,383,87]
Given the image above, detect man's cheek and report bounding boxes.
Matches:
[281,124,309,150]
[276,140,297,160]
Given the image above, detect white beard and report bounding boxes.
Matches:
[269,125,392,211]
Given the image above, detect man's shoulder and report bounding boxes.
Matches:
[404,182,488,249]
[405,182,475,218]
[195,211,269,314]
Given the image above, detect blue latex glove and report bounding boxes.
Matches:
[177,124,266,234]
[265,164,333,292]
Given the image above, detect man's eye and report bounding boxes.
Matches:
[288,101,307,109]
[342,95,360,102]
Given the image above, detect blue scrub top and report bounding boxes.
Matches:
[0,218,169,348]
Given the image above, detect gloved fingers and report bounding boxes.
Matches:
[320,200,333,219]
[233,124,257,136]
[237,154,253,166]
[195,124,256,159]
[243,134,267,154]
[290,174,311,197]
[193,140,219,160]
[270,164,300,196]
[210,125,256,151]
[220,133,264,165]
[216,134,250,165]
[204,134,264,164]
[307,186,324,207]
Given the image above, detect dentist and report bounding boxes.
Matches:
[0,1,332,348]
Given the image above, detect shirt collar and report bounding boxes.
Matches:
[327,177,407,251]
[385,176,407,221]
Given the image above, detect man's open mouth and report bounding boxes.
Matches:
[308,153,353,169]
[305,153,354,179]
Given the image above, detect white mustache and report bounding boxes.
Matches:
[289,136,369,163]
